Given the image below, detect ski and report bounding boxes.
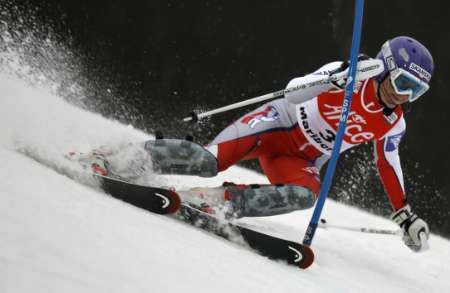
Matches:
[176,201,315,269]
[94,174,181,215]
[18,146,314,268]
[17,149,181,215]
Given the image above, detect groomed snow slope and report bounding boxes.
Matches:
[1,73,449,293]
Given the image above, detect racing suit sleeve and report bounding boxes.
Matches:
[373,117,407,211]
[284,61,343,104]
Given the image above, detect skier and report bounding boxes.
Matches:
[77,36,433,252]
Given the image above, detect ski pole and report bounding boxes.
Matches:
[182,59,383,122]
[319,218,402,236]
[302,0,365,247]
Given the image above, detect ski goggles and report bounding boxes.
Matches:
[381,41,430,102]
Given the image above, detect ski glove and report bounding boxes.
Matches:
[391,205,430,252]
[329,53,371,89]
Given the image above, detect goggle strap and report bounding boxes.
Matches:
[381,41,398,73]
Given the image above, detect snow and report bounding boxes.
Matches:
[1,73,450,293]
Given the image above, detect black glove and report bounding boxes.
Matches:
[391,205,430,252]
[330,53,371,89]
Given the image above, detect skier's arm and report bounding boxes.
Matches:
[284,61,343,104]
[373,119,407,210]
[285,54,381,104]
[374,119,430,252]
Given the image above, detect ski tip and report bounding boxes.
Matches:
[297,245,315,269]
[166,190,182,214]
[285,242,315,269]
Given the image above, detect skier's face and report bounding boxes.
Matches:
[378,76,410,108]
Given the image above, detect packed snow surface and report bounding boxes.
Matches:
[1,73,449,293]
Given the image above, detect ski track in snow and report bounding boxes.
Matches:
[1,73,450,293]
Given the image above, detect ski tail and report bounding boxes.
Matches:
[17,147,181,215]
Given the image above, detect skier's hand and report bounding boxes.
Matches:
[330,53,371,89]
[391,205,430,252]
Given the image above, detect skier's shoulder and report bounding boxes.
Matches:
[379,111,406,141]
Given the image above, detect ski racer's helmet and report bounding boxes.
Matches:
[375,36,434,102]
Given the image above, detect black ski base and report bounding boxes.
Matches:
[95,174,181,214]
[239,226,314,268]
[177,202,314,269]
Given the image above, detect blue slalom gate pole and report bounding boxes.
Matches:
[302,0,365,246]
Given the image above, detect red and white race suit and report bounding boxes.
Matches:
[207,62,407,211]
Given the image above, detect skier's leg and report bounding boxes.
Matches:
[180,100,320,217]
[218,156,319,217]
[259,155,321,196]
[182,148,321,218]
[206,101,291,171]
[145,102,287,177]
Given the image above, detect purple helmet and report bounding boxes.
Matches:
[375,36,434,85]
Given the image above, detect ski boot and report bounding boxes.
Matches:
[180,182,316,219]
[223,182,316,218]
[143,136,217,177]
